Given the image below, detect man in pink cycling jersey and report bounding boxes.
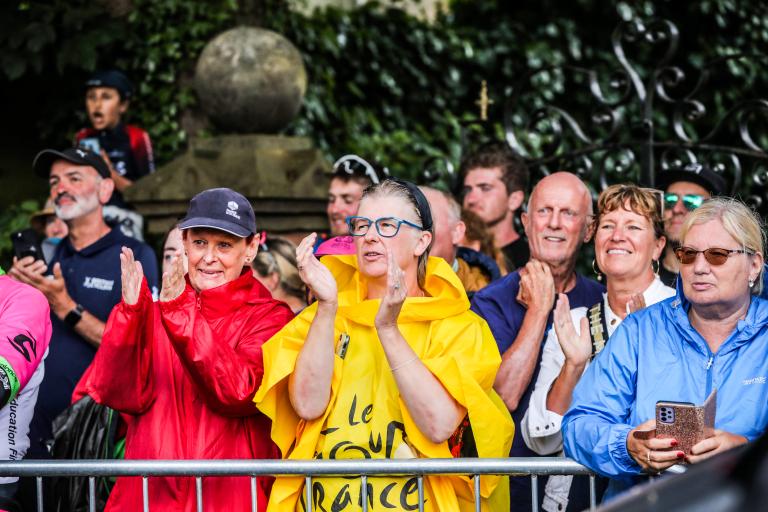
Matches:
[0,266,52,511]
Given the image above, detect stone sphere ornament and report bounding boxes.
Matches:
[194,27,307,134]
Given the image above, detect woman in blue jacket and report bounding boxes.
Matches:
[562,197,768,499]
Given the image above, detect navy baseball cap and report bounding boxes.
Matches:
[656,163,727,196]
[85,70,134,100]
[179,188,256,238]
[33,147,110,179]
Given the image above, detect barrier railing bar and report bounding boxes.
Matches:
[195,476,203,512]
[305,475,313,512]
[417,475,424,512]
[531,474,539,512]
[88,476,95,512]
[361,474,368,512]
[0,458,593,477]
[589,474,597,511]
[473,474,481,512]
[251,475,257,512]
[142,476,149,512]
[35,476,43,512]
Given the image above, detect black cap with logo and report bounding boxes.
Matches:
[33,148,110,179]
[85,70,134,100]
[656,162,728,196]
[178,188,256,238]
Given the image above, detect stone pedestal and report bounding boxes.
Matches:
[124,134,330,235]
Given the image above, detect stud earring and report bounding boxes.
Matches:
[749,279,755,288]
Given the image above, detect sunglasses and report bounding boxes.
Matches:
[664,193,705,212]
[674,246,755,265]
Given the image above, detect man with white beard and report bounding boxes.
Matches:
[9,148,158,461]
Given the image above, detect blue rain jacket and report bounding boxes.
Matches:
[562,288,768,499]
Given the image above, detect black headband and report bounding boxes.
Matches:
[392,178,433,231]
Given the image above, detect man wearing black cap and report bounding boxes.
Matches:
[8,148,159,464]
[75,70,155,239]
[656,162,727,287]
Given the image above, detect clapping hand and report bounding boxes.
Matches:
[119,247,144,305]
[553,293,592,368]
[516,259,556,314]
[296,233,338,305]
[160,251,186,302]
[374,244,408,332]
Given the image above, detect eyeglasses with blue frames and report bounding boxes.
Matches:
[346,216,425,238]
[664,193,705,212]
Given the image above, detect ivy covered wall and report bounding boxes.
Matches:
[0,0,766,263]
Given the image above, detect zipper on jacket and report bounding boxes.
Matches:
[705,355,714,396]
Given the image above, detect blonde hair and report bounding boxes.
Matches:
[597,184,664,239]
[679,197,765,295]
[252,237,306,301]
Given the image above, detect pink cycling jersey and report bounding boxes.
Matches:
[0,275,51,483]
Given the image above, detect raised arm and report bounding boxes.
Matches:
[490,260,556,412]
[545,294,592,415]
[83,247,156,414]
[374,247,465,444]
[288,233,339,420]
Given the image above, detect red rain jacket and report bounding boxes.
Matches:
[78,270,293,511]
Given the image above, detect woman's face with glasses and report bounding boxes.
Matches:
[663,181,709,242]
[679,219,761,309]
[353,194,430,282]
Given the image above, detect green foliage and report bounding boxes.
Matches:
[1,0,766,182]
[0,0,239,163]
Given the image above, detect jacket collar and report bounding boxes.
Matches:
[321,255,470,327]
[667,281,768,356]
[191,268,272,318]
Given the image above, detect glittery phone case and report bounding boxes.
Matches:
[656,390,717,457]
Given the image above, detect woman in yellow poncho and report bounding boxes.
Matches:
[255,178,514,511]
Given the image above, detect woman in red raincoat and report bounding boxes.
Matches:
[80,188,293,511]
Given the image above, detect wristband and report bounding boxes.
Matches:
[64,303,85,328]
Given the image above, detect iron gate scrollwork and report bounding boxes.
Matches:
[424,17,768,216]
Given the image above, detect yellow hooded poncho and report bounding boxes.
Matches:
[255,255,514,511]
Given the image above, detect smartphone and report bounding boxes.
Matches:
[11,229,46,262]
[656,390,717,456]
[79,137,101,154]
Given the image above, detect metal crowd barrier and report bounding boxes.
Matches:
[0,457,596,512]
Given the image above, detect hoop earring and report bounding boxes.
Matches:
[592,259,603,282]
[652,259,660,277]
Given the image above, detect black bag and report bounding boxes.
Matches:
[46,396,119,512]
